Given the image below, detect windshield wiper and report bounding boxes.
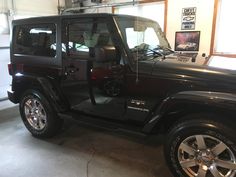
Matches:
[154,45,174,54]
[144,49,162,60]
[150,45,175,60]
[131,44,175,62]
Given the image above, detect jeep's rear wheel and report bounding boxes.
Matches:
[165,114,236,177]
[24,97,47,131]
[20,90,63,138]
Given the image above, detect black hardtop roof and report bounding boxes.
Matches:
[12,13,155,25]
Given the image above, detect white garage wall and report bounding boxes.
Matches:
[0,48,11,99]
[0,34,9,47]
[0,0,60,16]
[166,0,215,64]
[14,0,59,16]
[0,34,10,99]
[0,0,61,99]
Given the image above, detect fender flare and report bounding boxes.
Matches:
[37,77,69,111]
[143,91,236,133]
[13,74,69,112]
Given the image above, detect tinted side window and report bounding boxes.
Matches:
[14,24,56,57]
[67,21,114,60]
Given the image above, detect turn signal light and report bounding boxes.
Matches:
[8,63,13,75]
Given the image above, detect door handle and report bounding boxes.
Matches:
[65,66,79,75]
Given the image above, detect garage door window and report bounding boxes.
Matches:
[213,0,236,55]
[13,24,56,57]
[208,0,236,70]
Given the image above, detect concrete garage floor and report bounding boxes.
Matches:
[0,106,172,177]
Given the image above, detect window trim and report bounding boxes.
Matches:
[210,0,236,58]
[13,23,57,58]
[63,18,116,61]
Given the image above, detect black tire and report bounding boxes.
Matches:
[19,89,63,138]
[164,113,236,177]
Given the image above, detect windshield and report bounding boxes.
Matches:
[115,16,172,62]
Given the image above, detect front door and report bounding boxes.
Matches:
[61,17,126,120]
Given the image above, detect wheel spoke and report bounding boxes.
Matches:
[211,142,227,156]
[38,119,45,129]
[25,101,33,110]
[39,113,46,125]
[32,99,37,108]
[178,134,236,177]
[180,159,197,168]
[180,142,196,155]
[196,135,207,150]
[215,159,236,170]
[196,166,207,177]
[40,114,46,121]
[209,165,222,177]
[24,98,47,131]
[38,104,45,116]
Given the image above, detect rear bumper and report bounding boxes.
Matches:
[7,90,18,104]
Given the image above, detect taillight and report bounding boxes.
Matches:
[8,63,13,75]
[8,63,24,76]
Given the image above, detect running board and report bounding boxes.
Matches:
[58,112,147,137]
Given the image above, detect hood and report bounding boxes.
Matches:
[151,60,236,85]
[154,61,236,94]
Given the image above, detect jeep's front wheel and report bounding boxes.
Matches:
[20,90,63,138]
[165,114,236,177]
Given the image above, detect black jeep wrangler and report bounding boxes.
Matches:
[8,13,236,176]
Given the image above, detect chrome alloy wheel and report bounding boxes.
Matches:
[178,135,236,177]
[24,98,47,130]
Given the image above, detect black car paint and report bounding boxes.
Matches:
[8,13,236,134]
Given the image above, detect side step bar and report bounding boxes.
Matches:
[58,112,147,137]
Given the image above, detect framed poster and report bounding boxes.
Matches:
[181,7,196,30]
[175,31,200,51]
